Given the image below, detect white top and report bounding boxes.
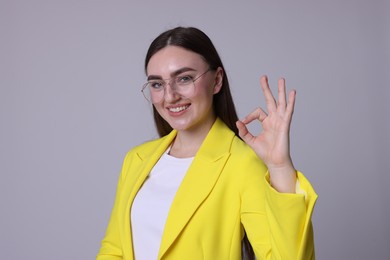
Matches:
[131,151,194,260]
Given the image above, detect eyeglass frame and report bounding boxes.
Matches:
[141,68,212,103]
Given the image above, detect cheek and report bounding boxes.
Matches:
[153,103,165,116]
[202,86,216,105]
[194,82,215,100]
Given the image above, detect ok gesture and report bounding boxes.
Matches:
[236,76,297,193]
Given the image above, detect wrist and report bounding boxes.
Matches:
[268,164,297,193]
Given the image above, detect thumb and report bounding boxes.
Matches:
[236,120,255,144]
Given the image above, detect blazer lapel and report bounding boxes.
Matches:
[120,132,177,260]
[158,118,235,259]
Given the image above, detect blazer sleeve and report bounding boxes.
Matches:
[96,152,134,260]
[240,168,318,260]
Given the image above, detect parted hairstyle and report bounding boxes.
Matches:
[144,26,255,260]
[144,26,239,138]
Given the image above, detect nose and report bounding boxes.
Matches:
[163,82,180,102]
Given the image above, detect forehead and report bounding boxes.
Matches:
[146,46,208,76]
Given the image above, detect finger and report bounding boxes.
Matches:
[260,75,277,112]
[236,120,255,144]
[241,107,268,124]
[286,89,296,120]
[277,78,287,113]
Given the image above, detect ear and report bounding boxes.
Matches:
[213,67,223,94]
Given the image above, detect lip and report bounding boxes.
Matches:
[166,104,191,116]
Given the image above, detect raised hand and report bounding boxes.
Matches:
[236,76,297,193]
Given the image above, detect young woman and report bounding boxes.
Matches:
[97,27,317,260]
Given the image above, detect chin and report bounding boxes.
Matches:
[168,122,191,131]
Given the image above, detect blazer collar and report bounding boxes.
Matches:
[158,118,235,258]
[134,118,235,161]
[131,118,235,195]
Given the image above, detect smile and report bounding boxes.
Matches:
[168,105,190,113]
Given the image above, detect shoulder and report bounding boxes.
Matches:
[122,128,176,163]
[117,134,174,181]
[132,137,166,153]
[231,136,267,176]
[230,136,264,165]
[205,118,266,171]
[124,134,170,161]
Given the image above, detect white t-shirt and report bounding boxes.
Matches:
[131,151,194,260]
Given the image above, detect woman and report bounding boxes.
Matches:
[97,27,317,260]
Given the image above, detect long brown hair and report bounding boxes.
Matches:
[144,26,255,260]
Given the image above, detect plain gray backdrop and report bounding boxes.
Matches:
[1,0,389,259]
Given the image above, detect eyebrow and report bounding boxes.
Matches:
[147,67,196,81]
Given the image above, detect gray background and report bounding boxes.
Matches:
[1,0,389,259]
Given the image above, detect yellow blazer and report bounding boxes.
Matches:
[97,118,317,260]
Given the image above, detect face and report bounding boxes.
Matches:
[146,46,223,134]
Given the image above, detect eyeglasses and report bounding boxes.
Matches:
[141,69,211,103]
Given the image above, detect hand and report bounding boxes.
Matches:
[236,76,297,192]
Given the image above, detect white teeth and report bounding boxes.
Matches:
[169,105,189,112]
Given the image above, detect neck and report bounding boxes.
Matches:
[169,117,216,158]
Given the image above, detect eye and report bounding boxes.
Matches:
[149,80,164,90]
[176,75,193,85]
